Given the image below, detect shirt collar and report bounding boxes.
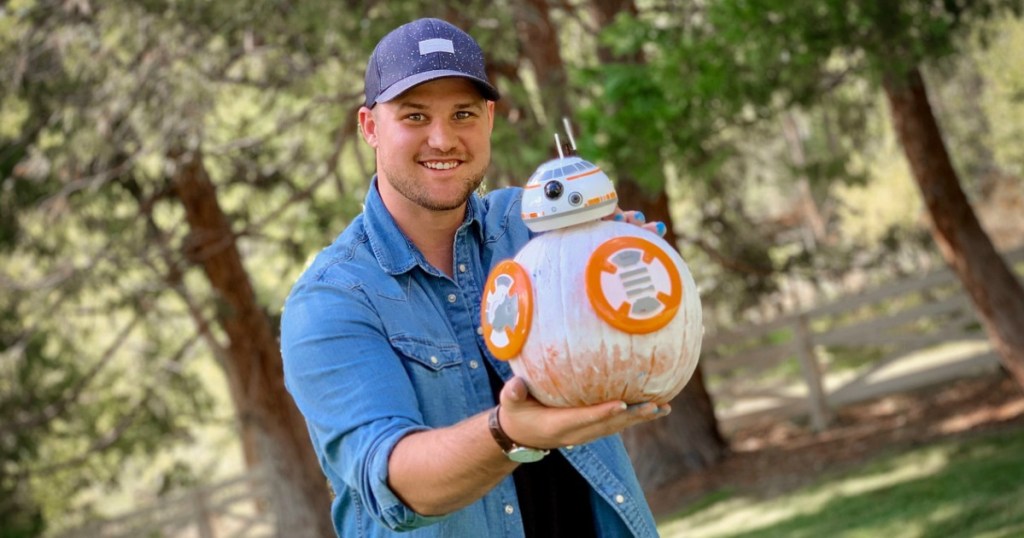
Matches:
[363,176,485,276]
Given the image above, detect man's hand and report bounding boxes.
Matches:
[604,208,668,238]
[497,377,671,450]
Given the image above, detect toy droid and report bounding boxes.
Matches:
[481,119,703,407]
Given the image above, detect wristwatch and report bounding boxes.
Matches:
[488,405,549,463]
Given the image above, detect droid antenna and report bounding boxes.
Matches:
[555,133,565,159]
[562,117,578,152]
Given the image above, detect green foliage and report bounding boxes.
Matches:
[0,0,534,531]
[0,0,359,529]
[0,281,217,531]
[573,0,1022,322]
[583,0,1023,184]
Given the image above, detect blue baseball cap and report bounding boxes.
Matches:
[364,18,500,108]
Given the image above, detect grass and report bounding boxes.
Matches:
[657,427,1024,538]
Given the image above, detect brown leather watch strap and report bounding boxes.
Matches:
[487,405,550,462]
[488,405,516,452]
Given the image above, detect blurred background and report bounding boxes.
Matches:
[2,1,1023,537]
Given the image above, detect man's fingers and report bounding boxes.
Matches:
[604,208,667,237]
[606,210,643,224]
[499,376,529,404]
[642,222,667,237]
[589,400,627,423]
[498,380,673,448]
[558,401,670,445]
[626,402,672,417]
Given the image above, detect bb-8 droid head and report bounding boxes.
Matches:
[520,156,618,233]
[520,118,618,233]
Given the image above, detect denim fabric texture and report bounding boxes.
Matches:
[280,178,658,537]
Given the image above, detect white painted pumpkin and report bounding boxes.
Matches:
[482,219,703,407]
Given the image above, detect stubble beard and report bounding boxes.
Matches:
[382,162,487,212]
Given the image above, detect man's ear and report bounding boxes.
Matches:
[358,106,378,148]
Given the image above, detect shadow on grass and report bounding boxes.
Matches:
[668,429,1024,538]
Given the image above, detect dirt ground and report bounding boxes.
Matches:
[648,371,1024,517]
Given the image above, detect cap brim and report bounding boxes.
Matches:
[372,70,500,106]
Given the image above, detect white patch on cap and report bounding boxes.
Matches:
[419,38,455,55]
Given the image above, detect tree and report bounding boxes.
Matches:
[1,5,215,534]
[718,0,1024,386]
[587,0,730,492]
[877,34,1024,389]
[0,1,377,534]
[589,1,1024,389]
[169,148,334,536]
[0,0,578,532]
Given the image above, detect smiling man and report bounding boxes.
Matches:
[364,79,493,213]
[360,78,495,275]
[281,18,668,537]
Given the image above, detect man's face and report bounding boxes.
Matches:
[359,78,495,213]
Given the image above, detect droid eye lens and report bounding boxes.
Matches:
[544,181,564,200]
[568,192,583,206]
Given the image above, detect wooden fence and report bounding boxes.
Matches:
[61,246,1024,536]
[704,245,1024,433]
[58,467,273,538]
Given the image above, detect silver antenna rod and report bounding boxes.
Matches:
[555,133,564,159]
[562,117,577,151]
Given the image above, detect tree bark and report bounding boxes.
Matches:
[882,66,1024,388]
[508,0,727,494]
[171,149,334,538]
[612,181,728,491]
[588,0,728,491]
[780,111,828,245]
[513,0,573,125]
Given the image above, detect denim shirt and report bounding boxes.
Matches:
[280,178,658,537]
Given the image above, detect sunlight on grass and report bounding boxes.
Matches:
[658,428,1024,538]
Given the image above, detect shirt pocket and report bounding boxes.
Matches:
[389,335,468,428]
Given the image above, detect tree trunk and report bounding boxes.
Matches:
[582,0,727,492]
[588,0,727,492]
[508,0,727,493]
[171,149,334,538]
[513,0,573,125]
[612,180,728,491]
[882,66,1024,388]
[780,111,828,245]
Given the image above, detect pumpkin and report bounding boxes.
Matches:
[481,219,703,407]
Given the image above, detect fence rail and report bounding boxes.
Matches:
[704,245,1024,433]
[59,467,273,538]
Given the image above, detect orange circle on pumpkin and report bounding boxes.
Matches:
[481,260,534,360]
[585,236,683,334]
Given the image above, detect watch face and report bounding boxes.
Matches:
[507,447,549,463]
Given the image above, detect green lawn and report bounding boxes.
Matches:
[657,428,1024,538]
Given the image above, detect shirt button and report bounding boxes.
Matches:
[614,494,626,504]
[469,360,479,369]
[504,504,514,515]
[447,293,457,303]
[477,326,484,336]
[458,263,467,273]
[565,445,574,451]
[430,356,439,365]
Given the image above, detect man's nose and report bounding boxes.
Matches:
[427,121,457,152]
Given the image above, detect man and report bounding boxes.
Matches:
[281,18,670,537]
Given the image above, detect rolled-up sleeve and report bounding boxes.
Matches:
[281,274,447,531]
